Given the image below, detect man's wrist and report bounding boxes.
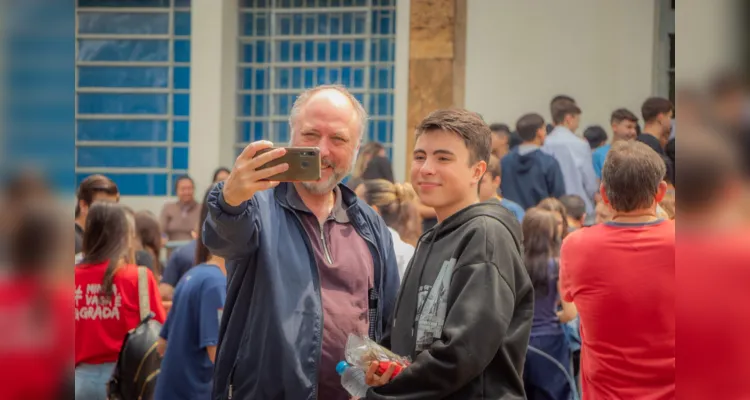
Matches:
[218,191,248,215]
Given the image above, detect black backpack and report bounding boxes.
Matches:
[107,267,163,400]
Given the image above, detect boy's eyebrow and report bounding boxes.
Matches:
[413,149,455,156]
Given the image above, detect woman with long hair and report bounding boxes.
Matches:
[521,208,577,400]
[135,210,164,277]
[75,202,166,400]
[359,179,419,279]
[537,197,570,241]
[155,188,228,399]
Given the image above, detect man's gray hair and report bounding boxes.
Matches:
[288,84,368,143]
[602,140,667,212]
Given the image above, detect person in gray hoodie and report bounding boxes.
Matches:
[365,108,534,399]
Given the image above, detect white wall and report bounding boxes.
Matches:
[392,0,411,182]
[676,0,738,85]
[465,0,659,138]
[121,0,408,215]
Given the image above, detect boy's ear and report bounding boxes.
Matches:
[471,161,487,184]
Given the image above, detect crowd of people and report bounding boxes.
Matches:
[71,82,734,399]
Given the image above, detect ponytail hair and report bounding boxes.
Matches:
[362,179,421,245]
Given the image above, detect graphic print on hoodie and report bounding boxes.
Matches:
[367,202,534,400]
[415,258,455,352]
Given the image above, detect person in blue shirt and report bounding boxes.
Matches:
[591,108,639,179]
[158,239,197,301]
[155,189,227,400]
[501,113,566,210]
[478,154,525,222]
[542,95,599,214]
[583,125,608,151]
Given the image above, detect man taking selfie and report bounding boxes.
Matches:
[203,85,400,400]
[365,109,534,399]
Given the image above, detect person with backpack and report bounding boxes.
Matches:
[154,189,227,399]
[75,202,166,399]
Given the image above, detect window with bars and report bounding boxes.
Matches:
[75,0,191,196]
[237,0,397,160]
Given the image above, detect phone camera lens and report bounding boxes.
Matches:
[301,161,310,168]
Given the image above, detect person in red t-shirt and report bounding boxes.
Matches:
[676,129,750,399]
[75,202,166,399]
[560,140,675,399]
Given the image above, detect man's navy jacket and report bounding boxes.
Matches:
[203,182,400,400]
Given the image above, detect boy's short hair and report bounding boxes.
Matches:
[550,95,581,125]
[516,113,546,142]
[76,174,119,217]
[486,155,501,179]
[559,195,586,220]
[610,108,639,124]
[489,123,511,136]
[415,108,492,165]
[583,125,608,149]
[641,97,674,123]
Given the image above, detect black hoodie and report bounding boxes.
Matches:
[367,202,534,400]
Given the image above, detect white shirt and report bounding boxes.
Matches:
[388,228,415,282]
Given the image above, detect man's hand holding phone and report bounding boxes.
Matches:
[222,141,289,207]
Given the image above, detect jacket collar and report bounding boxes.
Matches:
[273,182,360,223]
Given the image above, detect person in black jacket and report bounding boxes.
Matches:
[500,113,566,210]
[365,108,534,400]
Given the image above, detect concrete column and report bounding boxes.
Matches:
[404,0,467,180]
[189,0,237,196]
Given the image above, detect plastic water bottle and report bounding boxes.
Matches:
[336,361,370,398]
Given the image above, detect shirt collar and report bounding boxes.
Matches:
[286,184,350,223]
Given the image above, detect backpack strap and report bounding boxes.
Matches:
[137,266,150,321]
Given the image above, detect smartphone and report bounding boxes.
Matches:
[254,147,321,182]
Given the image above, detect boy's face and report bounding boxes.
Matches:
[411,130,486,215]
[612,119,638,141]
[478,173,499,202]
[491,133,509,158]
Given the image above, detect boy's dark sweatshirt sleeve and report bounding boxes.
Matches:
[547,158,566,198]
[367,221,521,399]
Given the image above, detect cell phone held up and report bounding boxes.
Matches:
[254,147,321,182]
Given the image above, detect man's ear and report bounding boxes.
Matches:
[655,181,668,204]
[599,184,610,206]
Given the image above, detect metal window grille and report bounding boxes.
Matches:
[75,0,191,196]
[236,0,397,160]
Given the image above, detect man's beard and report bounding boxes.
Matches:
[300,157,352,195]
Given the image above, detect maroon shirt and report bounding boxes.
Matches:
[287,186,374,400]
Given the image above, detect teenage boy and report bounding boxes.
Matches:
[592,108,639,179]
[478,155,525,223]
[543,95,598,214]
[365,108,534,399]
[500,113,566,210]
